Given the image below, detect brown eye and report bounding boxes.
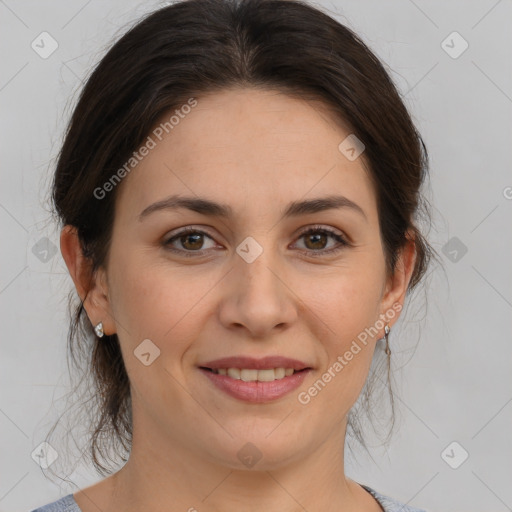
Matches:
[164,228,217,256]
[179,232,205,251]
[303,231,328,250]
[163,225,349,258]
[294,226,349,256]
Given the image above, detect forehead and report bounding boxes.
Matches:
[114,87,377,226]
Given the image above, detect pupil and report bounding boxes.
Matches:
[307,233,326,250]
[183,233,202,250]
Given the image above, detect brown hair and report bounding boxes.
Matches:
[47,0,437,477]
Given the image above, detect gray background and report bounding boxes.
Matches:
[1,1,511,511]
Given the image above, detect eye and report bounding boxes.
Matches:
[163,227,218,257]
[163,225,350,258]
[292,225,350,256]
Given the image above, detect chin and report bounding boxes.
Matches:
[207,433,308,471]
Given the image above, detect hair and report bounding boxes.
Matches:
[46,0,438,478]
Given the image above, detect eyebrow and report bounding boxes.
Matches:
[138,194,367,222]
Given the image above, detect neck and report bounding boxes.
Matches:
[101,413,378,512]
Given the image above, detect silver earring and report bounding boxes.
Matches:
[94,321,104,338]
[384,324,391,356]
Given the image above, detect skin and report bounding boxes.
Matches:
[61,87,416,512]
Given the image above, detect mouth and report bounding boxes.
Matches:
[197,355,313,402]
[198,365,312,403]
[199,366,310,382]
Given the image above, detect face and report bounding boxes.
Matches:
[65,87,414,471]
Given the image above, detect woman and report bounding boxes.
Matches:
[32,0,434,510]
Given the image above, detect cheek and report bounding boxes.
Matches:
[108,253,220,348]
[297,306,380,418]
[302,264,384,393]
[107,257,211,401]
[309,265,384,340]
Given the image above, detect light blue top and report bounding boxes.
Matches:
[30,484,427,511]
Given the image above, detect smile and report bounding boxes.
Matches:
[201,367,304,382]
[199,367,311,403]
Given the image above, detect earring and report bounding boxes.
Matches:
[384,324,391,356]
[94,321,104,338]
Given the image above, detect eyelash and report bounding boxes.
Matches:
[163,225,350,258]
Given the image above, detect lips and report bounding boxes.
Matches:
[198,355,313,403]
[199,366,312,403]
[199,355,312,371]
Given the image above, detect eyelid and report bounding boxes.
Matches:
[164,226,218,241]
[291,224,350,255]
[163,224,350,257]
[294,224,348,241]
[163,226,220,252]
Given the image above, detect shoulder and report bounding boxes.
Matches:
[30,487,427,512]
[361,484,428,512]
[30,494,81,512]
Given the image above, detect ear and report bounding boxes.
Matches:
[60,225,116,336]
[380,230,417,327]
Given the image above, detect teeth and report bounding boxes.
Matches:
[227,368,240,379]
[213,367,299,382]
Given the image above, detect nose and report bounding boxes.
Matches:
[217,242,298,339]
